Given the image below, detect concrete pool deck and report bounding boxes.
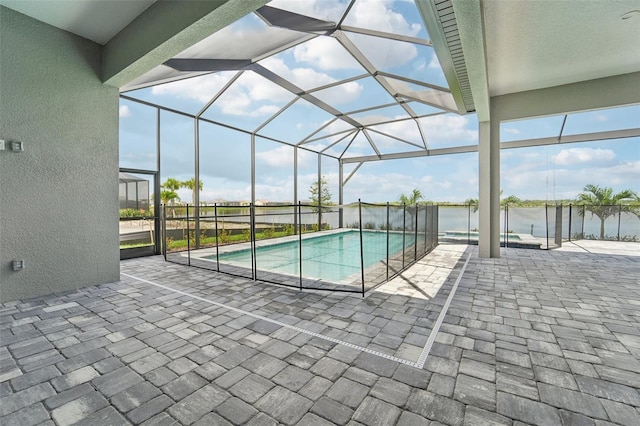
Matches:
[1,241,639,425]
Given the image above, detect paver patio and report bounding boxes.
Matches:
[1,242,639,425]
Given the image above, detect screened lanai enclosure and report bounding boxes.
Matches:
[118,0,640,292]
[119,0,453,292]
[119,172,150,211]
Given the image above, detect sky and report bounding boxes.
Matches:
[119,0,640,205]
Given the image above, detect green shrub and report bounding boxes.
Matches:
[263,227,274,239]
[283,223,294,235]
[120,208,148,218]
[218,228,230,244]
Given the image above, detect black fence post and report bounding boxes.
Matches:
[507,205,510,248]
[414,204,419,261]
[298,202,303,291]
[467,203,471,245]
[162,205,167,261]
[568,203,572,242]
[250,203,256,281]
[424,206,429,253]
[195,205,200,250]
[504,205,509,249]
[386,202,390,282]
[402,204,406,269]
[436,205,439,249]
[358,199,365,296]
[617,204,622,241]
[214,203,220,272]
[545,203,549,250]
[186,205,191,266]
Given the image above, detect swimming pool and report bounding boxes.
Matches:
[209,230,415,282]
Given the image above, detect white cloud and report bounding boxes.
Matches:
[344,172,445,202]
[119,105,131,118]
[340,0,421,70]
[151,73,234,103]
[293,37,362,71]
[242,72,292,103]
[345,0,421,36]
[595,114,608,122]
[312,80,364,105]
[553,148,616,166]
[151,71,294,118]
[503,157,640,200]
[370,120,421,143]
[261,57,338,91]
[255,181,295,201]
[347,32,417,71]
[428,53,441,69]
[256,145,295,168]
[420,114,478,146]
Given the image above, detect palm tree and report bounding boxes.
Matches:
[501,195,521,206]
[160,178,181,205]
[159,189,179,205]
[161,178,181,196]
[399,188,423,205]
[181,178,204,206]
[161,177,182,218]
[633,194,640,220]
[465,198,478,213]
[398,189,425,231]
[576,184,637,239]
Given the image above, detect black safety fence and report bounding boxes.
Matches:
[438,203,640,250]
[161,202,439,296]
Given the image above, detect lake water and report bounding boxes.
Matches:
[195,205,640,241]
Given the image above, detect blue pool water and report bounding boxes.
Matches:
[210,230,415,282]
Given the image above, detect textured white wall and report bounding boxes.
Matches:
[0,7,120,302]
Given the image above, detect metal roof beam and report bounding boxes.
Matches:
[343,162,364,185]
[300,126,355,146]
[250,64,363,129]
[321,130,358,153]
[362,130,382,157]
[341,127,640,163]
[341,25,432,46]
[366,128,425,150]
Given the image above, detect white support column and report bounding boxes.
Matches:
[478,120,500,258]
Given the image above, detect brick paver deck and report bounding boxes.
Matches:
[1,242,639,425]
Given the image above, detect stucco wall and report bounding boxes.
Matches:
[0,7,120,302]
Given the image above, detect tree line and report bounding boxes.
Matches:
[400,184,639,240]
[152,179,637,240]
[160,177,203,205]
[159,176,332,208]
